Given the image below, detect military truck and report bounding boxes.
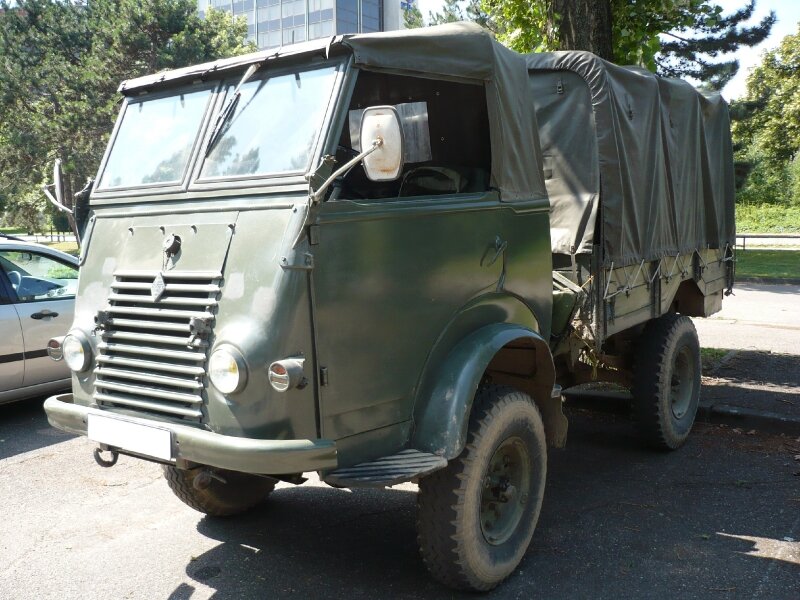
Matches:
[44,23,734,591]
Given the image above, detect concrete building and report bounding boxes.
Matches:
[198,0,403,50]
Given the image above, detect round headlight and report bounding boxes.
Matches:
[63,332,91,372]
[209,346,247,394]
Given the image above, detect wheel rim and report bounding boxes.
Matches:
[670,345,696,419]
[480,436,532,546]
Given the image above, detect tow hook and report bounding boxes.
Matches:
[93,447,119,468]
[193,469,227,491]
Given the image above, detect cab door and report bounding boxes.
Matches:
[0,272,24,394]
[311,70,500,444]
[313,192,504,442]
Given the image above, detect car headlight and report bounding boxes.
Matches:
[209,346,247,394]
[63,331,91,372]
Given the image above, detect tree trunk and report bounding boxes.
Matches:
[551,0,613,61]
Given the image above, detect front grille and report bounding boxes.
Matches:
[93,270,221,423]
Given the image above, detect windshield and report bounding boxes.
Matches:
[200,64,338,178]
[98,87,212,190]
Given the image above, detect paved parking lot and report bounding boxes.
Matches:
[1,400,797,599]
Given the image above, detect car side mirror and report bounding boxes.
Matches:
[360,106,404,182]
[53,159,65,206]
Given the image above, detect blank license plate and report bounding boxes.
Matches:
[88,414,172,461]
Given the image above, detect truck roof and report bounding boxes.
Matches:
[117,22,549,206]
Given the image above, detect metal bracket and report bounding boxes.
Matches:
[280,252,314,271]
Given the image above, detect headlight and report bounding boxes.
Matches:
[63,332,91,372]
[209,346,247,394]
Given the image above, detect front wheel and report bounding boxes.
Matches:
[416,385,547,591]
[632,313,701,450]
[162,465,276,517]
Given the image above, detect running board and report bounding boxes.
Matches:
[323,449,447,488]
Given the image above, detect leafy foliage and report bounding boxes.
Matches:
[0,0,253,228]
[479,1,773,88]
[734,25,800,166]
[656,0,775,90]
[403,5,424,29]
[732,24,800,214]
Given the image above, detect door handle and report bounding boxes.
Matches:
[480,236,507,267]
[31,310,58,320]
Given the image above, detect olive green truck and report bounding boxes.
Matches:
[44,23,735,591]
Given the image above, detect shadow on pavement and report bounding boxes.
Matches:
[0,396,76,461]
[167,412,799,599]
[704,350,800,420]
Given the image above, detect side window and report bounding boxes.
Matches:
[0,251,78,303]
[336,71,492,200]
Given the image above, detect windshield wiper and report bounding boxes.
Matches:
[204,63,261,157]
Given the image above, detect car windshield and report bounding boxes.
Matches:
[98,87,212,190]
[200,64,339,179]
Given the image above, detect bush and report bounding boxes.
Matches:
[736,204,800,233]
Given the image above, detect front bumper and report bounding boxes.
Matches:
[44,394,337,474]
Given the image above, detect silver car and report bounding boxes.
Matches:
[0,235,79,404]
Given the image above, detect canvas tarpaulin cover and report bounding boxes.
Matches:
[526,51,735,267]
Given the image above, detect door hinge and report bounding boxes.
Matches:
[309,224,320,246]
[320,366,329,386]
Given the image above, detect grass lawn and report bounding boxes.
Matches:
[700,347,731,375]
[736,249,800,280]
[0,226,28,235]
[44,240,79,256]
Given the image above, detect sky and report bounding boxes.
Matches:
[413,0,800,101]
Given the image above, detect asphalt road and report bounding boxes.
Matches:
[1,400,797,600]
[693,282,800,354]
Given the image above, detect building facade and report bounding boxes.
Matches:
[198,0,403,50]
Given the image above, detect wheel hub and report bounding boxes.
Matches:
[480,436,532,545]
[670,345,696,419]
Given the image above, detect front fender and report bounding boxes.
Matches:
[411,323,554,459]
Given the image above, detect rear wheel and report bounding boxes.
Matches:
[632,313,701,450]
[162,465,276,517]
[416,385,547,591]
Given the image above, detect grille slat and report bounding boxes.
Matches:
[95,392,203,419]
[96,367,203,390]
[105,318,191,333]
[96,355,205,376]
[112,282,221,293]
[108,292,218,307]
[98,342,206,361]
[95,380,203,403]
[101,331,206,347]
[107,306,214,320]
[114,269,221,280]
[94,270,218,424]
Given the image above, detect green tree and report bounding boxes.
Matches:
[0,0,253,233]
[732,24,800,207]
[404,5,424,29]
[480,0,773,88]
[656,0,775,90]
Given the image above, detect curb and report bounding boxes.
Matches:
[563,391,800,436]
[697,403,800,435]
[736,276,800,285]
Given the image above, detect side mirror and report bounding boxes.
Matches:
[53,158,64,206]
[360,106,404,182]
